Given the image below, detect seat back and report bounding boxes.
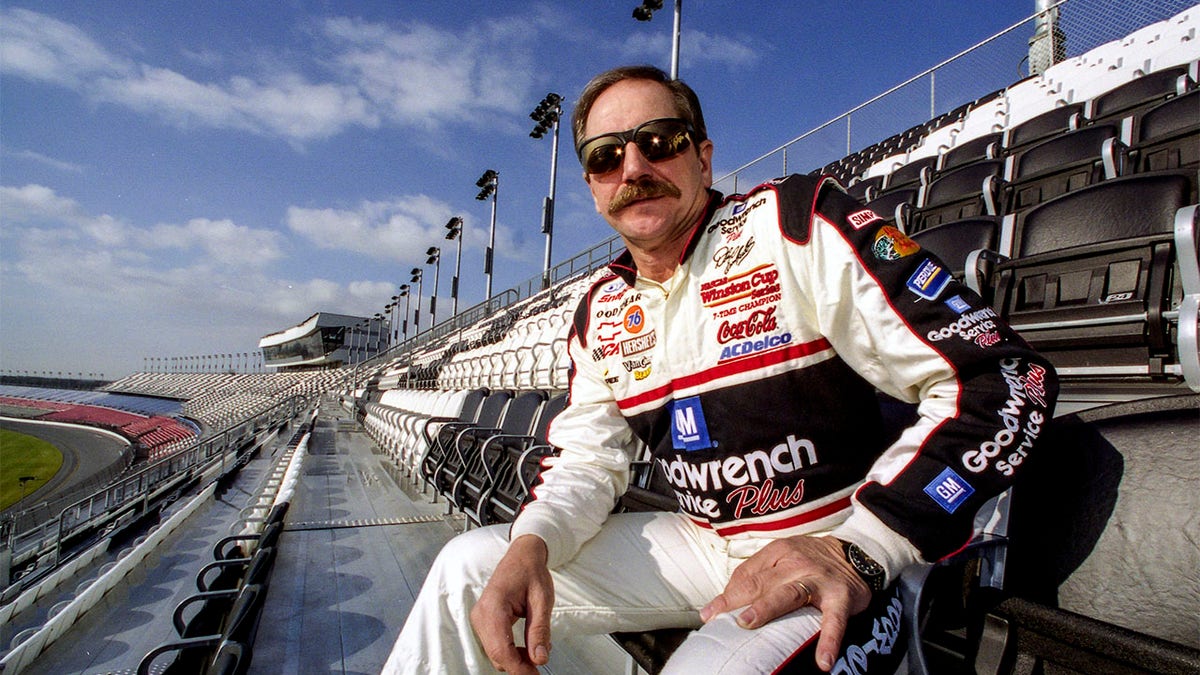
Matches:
[1134,88,1200,173]
[994,171,1196,379]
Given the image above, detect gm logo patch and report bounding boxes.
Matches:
[924,467,975,513]
[671,396,713,451]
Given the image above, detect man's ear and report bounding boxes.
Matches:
[697,139,715,188]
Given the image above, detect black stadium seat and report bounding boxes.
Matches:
[1132,88,1200,174]
[1003,103,1084,155]
[992,170,1199,387]
[909,217,1001,299]
[911,159,1004,232]
[864,186,918,230]
[1004,123,1125,215]
[1087,64,1193,125]
[940,131,1004,172]
[450,390,547,519]
[885,154,939,191]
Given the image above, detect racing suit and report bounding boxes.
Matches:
[387,174,1057,674]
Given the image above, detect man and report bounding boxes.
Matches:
[386,65,1057,674]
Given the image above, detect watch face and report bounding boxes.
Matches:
[846,543,885,590]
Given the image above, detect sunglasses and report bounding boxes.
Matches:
[576,117,695,175]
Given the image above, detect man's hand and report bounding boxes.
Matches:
[469,534,555,674]
[698,536,871,672]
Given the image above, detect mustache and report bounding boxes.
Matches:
[607,178,682,214]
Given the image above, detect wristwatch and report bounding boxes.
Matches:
[841,540,886,592]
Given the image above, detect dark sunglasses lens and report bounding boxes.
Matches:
[584,142,625,174]
[634,121,691,161]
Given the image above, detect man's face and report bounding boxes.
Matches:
[582,79,713,253]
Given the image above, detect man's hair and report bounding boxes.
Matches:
[571,65,708,153]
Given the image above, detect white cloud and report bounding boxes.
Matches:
[8,149,85,173]
[0,7,540,144]
[149,218,285,266]
[0,182,401,374]
[320,15,535,129]
[0,184,283,264]
[0,8,129,86]
[286,194,458,261]
[620,28,760,71]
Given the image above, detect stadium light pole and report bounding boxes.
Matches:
[475,169,498,300]
[410,268,424,335]
[385,300,397,348]
[373,314,386,357]
[444,217,464,316]
[632,0,681,80]
[530,93,562,290]
[426,246,442,328]
[398,284,411,341]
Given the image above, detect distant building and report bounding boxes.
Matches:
[258,312,388,371]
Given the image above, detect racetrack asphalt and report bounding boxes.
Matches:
[0,417,129,516]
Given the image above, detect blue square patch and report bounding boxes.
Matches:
[924,467,975,514]
[944,294,972,314]
[671,396,713,451]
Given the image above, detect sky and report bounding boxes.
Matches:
[0,1,1044,379]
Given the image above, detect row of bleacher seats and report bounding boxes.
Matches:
[0,395,195,458]
[358,273,592,395]
[825,3,1197,188]
[104,371,340,432]
[824,52,1200,393]
[845,62,1197,235]
[356,388,567,531]
[137,423,310,675]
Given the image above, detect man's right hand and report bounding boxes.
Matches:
[469,534,555,674]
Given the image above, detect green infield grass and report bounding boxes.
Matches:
[0,429,64,510]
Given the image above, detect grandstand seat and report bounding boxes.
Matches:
[448,390,547,521]
[1087,64,1193,125]
[909,217,1002,298]
[845,175,884,202]
[940,131,1004,173]
[467,392,567,527]
[1132,88,1200,174]
[910,159,1004,232]
[992,171,1199,389]
[885,155,940,191]
[138,582,267,675]
[196,545,276,593]
[864,186,918,231]
[403,388,487,482]
[1004,123,1125,216]
[421,390,512,499]
[1003,103,1084,155]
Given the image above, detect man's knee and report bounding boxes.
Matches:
[429,524,510,589]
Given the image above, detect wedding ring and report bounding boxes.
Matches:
[793,580,814,605]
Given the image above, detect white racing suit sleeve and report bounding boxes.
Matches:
[509,324,639,569]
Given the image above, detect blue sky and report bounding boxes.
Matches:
[1,1,1041,378]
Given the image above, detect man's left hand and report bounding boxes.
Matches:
[698,535,871,672]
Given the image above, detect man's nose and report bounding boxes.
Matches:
[619,141,654,181]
